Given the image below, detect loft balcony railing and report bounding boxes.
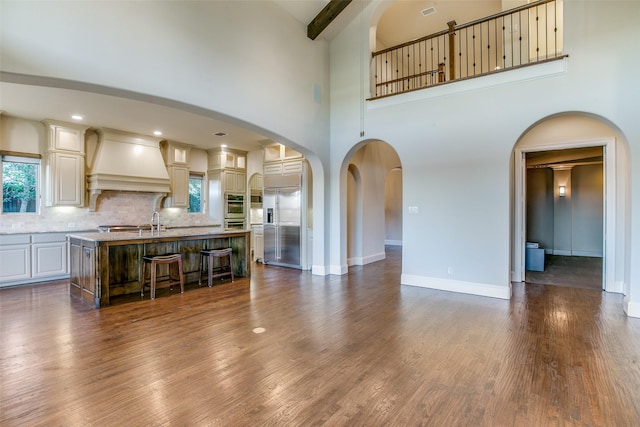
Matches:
[370,0,565,99]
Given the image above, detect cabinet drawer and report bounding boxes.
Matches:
[0,234,30,245]
[264,163,283,175]
[32,233,67,244]
[282,160,303,174]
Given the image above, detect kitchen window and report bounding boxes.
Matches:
[188,173,204,213]
[1,154,40,214]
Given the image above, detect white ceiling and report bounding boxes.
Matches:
[0,80,272,152]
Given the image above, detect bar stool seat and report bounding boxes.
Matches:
[141,253,184,300]
[199,248,234,287]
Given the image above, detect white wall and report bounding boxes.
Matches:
[329,1,639,312]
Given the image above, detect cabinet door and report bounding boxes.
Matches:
[235,172,246,193]
[170,167,189,207]
[254,234,264,262]
[81,246,96,296]
[49,153,84,206]
[32,241,68,278]
[0,244,31,285]
[224,171,235,193]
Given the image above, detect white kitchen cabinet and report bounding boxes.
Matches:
[252,225,264,262]
[47,152,84,206]
[208,148,247,171]
[0,234,31,285]
[43,120,89,207]
[263,143,304,176]
[31,234,68,279]
[165,166,189,207]
[0,233,69,286]
[264,143,302,163]
[224,170,247,194]
[161,141,192,208]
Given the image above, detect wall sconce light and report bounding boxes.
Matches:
[559,185,566,197]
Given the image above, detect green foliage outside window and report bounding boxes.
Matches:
[188,177,202,213]
[2,160,38,213]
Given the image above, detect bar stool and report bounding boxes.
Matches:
[141,253,184,300]
[199,248,234,287]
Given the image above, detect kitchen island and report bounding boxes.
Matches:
[67,228,250,307]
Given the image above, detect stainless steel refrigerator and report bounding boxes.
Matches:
[263,174,302,269]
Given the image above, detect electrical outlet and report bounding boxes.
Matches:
[447,266,454,276]
[68,223,77,229]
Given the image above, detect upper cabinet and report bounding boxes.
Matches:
[161,141,192,208]
[208,148,246,171]
[263,143,303,175]
[42,120,90,207]
[207,148,247,194]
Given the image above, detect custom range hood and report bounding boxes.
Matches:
[86,128,170,211]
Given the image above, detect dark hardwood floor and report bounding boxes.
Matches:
[2,246,640,426]
[526,255,603,291]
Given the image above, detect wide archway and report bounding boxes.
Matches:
[512,112,631,296]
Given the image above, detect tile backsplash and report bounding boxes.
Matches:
[0,191,213,233]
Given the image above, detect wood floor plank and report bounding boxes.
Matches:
[1,246,640,426]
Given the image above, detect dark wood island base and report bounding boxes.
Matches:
[68,228,250,307]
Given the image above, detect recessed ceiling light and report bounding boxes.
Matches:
[71,115,84,120]
[213,132,227,137]
[221,144,227,148]
[153,130,162,136]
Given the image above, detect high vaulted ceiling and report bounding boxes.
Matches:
[1,1,500,153]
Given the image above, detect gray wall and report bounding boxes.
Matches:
[526,164,603,257]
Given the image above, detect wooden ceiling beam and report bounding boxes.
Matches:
[307,0,352,40]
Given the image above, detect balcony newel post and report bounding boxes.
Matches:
[447,20,457,81]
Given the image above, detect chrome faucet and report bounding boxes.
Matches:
[150,211,160,235]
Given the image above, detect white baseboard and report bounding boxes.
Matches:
[401,274,511,300]
[363,252,385,265]
[624,296,640,318]
[329,264,348,275]
[572,251,603,257]
[347,257,361,266]
[311,265,327,276]
[385,240,402,246]
[552,250,572,256]
[348,252,386,266]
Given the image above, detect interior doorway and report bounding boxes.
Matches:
[523,147,604,290]
[344,141,402,268]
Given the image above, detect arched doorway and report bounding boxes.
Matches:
[343,140,402,268]
[512,113,630,295]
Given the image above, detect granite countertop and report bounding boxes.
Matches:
[67,227,249,243]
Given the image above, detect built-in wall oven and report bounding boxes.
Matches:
[224,219,246,229]
[225,193,245,218]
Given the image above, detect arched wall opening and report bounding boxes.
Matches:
[342,140,402,270]
[511,112,631,299]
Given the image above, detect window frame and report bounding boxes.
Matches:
[1,154,41,214]
[188,172,205,214]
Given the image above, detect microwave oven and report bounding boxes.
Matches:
[250,194,262,205]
